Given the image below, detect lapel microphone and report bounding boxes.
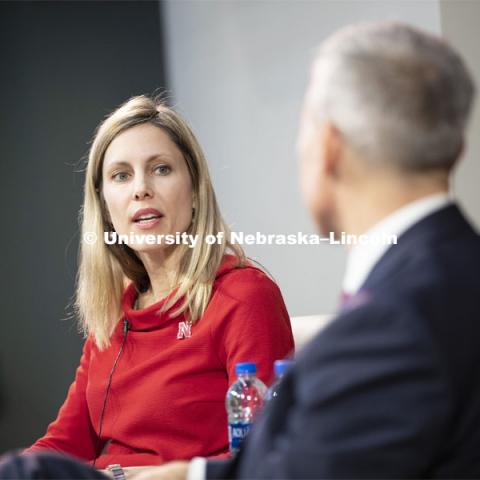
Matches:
[92,319,130,467]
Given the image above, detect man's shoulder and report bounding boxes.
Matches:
[295,249,480,398]
[304,293,428,357]
[295,282,448,385]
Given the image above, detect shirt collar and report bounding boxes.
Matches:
[342,192,452,295]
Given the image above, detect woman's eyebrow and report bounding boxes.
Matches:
[105,160,129,170]
[105,154,173,172]
[144,154,173,164]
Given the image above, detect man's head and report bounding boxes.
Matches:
[298,22,475,235]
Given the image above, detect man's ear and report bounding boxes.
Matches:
[321,121,343,179]
[449,138,464,172]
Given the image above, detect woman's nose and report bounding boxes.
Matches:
[133,175,153,200]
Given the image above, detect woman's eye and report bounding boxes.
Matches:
[154,165,171,176]
[112,172,129,182]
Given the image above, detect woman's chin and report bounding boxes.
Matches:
[129,243,171,255]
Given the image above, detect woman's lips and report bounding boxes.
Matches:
[133,216,162,230]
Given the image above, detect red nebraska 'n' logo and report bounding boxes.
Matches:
[177,321,192,339]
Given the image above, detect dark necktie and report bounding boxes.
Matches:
[339,290,353,308]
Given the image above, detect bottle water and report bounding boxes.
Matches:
[266,359,293,401]
[226,362,267,455]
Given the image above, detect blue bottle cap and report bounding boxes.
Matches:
[235,362,257,375]
[274,359,293,377]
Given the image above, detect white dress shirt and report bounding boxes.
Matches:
[187,192,452,480]
[342,192,452,295]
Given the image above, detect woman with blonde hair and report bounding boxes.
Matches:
[23,95,294,469]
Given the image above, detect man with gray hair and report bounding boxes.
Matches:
[1,20,479,480]
[189,20,480,479]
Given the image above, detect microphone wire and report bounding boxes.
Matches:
[91,319,130,468]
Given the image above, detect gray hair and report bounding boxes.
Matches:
[312,22,476,171]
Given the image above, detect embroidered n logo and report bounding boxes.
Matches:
[177,321,192,339]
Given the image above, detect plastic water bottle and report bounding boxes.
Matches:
[226,362,267,455]
[266,359,293,401]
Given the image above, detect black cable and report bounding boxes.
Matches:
[91,319,130,468]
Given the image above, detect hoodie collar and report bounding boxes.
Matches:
[121,254,242,332]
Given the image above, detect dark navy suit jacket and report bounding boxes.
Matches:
[207,204,480,479]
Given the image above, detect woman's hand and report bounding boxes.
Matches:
[125,462,189,480]
[98,468,113,479]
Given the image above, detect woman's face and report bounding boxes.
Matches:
[101,123,194,253]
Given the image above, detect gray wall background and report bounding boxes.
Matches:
[162,0,446,317]
[440,0,480,230]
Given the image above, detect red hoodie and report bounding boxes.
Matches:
[25,255,294,468]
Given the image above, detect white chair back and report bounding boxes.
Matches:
[290,314,334,353]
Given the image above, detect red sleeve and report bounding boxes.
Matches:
[213,269,294,388]
[206,451,231,460]
[24,336,99,461]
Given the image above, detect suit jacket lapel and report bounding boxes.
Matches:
[360,204,472,293]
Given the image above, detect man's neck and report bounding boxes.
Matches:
[339,177,449,236]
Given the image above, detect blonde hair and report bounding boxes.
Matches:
[76,95,245,350]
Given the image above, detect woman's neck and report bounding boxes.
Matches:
[137,247,181,308]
